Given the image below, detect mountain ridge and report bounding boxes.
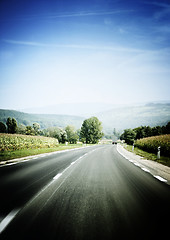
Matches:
[0,102,170,134]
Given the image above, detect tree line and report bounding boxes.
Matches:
[0,116,104,144]
[120,122,170,145]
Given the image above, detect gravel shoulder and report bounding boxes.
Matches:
[117,144,170,185]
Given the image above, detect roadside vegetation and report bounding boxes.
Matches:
[135,134,170,158]
[120,122,170,145]
[120,122,170,166]
[125,143,170,167]
[0,116,104,162]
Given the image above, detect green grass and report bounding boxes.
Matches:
[0,142,86,162]
[125,144,170,167]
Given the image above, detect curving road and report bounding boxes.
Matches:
[0,145,170,239]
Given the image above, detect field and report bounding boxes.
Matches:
[0,134,83,162]
[0,133,59,151]
[135,134,170,157]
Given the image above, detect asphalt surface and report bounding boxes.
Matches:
[0,145,170,240]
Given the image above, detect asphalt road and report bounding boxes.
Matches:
[0,145,170,240]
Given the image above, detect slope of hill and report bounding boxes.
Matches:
[0,109,84,129]
[0,103,170,134]
[96,103,170,133]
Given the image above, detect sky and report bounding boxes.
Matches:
[0,0,170,111]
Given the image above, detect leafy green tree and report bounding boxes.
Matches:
[65,125,79,144]
[33,123,40,135]
[6,117,17,133]
[11,118,18,133]
[120,128,136,145]
[80,117,104,144]
[134,126,145,140]
[165,121,170,134]
[59,129,67,144]
[26,126,35,135]
[17,124,26,134]
[6,117,12,133]
[0,122,7,133]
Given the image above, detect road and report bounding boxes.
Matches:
[0,145,170,239]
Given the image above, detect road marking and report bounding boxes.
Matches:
[0,208,20,234]
[141,167,150,173]
[4,162,18,166]
[71,161,76,165]
[53,173,62,180]
[128,159,134,163]
[154,175,167,182]
[133,162,140,167]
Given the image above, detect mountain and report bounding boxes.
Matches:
[96,103,170,134]
[0,109,84,129]
[21,103,116,116]
[0,103,170,134]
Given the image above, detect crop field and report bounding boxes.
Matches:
[135,134,170,157]
[0,133,59,152]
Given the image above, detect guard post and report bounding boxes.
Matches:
[157,146,161,160]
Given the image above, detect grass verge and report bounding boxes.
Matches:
[0,143,86,162]
[125,144,170,167]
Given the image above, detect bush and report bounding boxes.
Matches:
[135,134,170,157]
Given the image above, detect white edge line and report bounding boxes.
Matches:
[53,173,62,180]
[133,162,140,167]
[0,208,20,234]
[141,167,150,173]
[154,175,167,182]
[117,145,168,184]
[0,146,93,167]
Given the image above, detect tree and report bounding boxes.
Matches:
[65,125,79,144]
[120,129,136,145]
[164,122,170,134]
[134,126,145,140]
[25,126,35,135]
[33,123,40,135]
[17,124,26,134]
[6,117,17,134]
[0,122,6,133]
[11,118,17,133]
[59,129,67,144]
[80,117,104,144]
[6,117,12,133]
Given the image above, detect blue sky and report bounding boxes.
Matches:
[0,0,170,110]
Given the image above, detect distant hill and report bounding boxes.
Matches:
[0,103,170,134]
[0,109,84,129]
[96,103,170,134]
[21,102,116,116]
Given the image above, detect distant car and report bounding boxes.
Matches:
[112,141,117,144]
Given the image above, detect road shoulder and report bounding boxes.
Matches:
[117,144,170,185]
[0,145,93,167]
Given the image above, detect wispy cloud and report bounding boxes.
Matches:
[48,9,134,18]
[0,9,134,22]
[143,1,170,20]
[3,39,144,54]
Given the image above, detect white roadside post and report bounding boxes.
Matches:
[132,143,134,152]
[157,146,161,159]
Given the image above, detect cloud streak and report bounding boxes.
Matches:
[143,1,170,20]
[48,9,134,18]
[3,39,145,54]
[0,9,134,22]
